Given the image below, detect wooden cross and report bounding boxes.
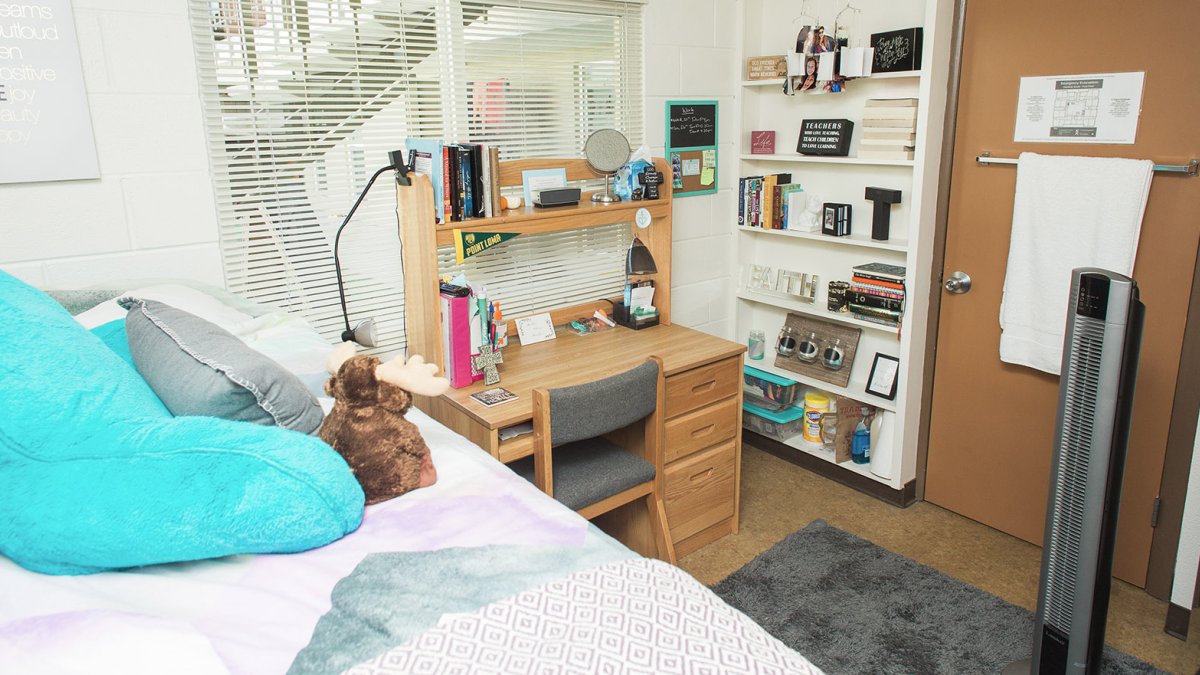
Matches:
[471,343,504,386]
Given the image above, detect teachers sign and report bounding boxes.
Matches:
[0,0,99,183]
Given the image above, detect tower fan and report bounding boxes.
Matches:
[1006,268,1144,675]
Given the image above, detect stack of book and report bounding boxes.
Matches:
[857,99,917,161]
[737,172,801,229]
[405,138,502,224]
[849,262,905,327]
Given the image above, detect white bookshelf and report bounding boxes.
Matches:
[734,0,953,497]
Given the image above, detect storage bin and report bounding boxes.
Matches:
[742,401,807,441]
[743,365,800,412]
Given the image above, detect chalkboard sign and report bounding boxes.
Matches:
[668,102,717,149]
[870,27,923,74]
[797,119,854,156]
[665,100,718,197]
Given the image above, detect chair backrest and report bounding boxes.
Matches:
[547,359,659,446]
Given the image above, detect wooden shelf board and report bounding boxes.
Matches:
[740,153,914,167]
[771,433,881,480]
[742,357,898,412]
[738,226,908,253]
[740,71,921,88]
[737,289,902,335]
[433,196,670,246]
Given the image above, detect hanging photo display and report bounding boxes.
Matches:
[665,100,718,197]
[786,25,849,95]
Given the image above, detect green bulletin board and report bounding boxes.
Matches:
[665,100,718,197]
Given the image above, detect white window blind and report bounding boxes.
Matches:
[438,223,632,318]
[188,0,644,355]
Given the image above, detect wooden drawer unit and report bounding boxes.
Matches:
[664,440,737,543]
[664,395,739,463]
[665,357,740,418]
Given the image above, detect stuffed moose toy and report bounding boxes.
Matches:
[319,342,451,505]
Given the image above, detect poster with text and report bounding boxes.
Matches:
[0,0,100,183]
[1014,72,1144,144]
[665,100,717,197]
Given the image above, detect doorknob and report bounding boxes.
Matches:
[944,271,972,294]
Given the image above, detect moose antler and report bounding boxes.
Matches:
[326,341,359,374]
[375,354,451,397]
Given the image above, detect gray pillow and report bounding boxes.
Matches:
[119,298,324,434]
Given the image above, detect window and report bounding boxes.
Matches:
[189,0,645,354]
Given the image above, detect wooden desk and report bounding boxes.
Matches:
[420,322,746,557]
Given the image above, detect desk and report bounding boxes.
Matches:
[420,323,746,557]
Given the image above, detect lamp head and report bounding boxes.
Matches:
[341,318,378,348]
[626,235,657,275]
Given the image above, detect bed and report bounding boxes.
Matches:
[0,280,821,675]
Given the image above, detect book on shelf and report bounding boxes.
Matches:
[853,262,906,280]
[407,138,502,224]
[849,307,903,328]
[738,173,793,229]
[862,129,917,142]
[861,107,919,121]
[857,148,915,160]
[858,117,917,129]
[851,280,905,300]
[864,97,918,108]
[850,291,904,311]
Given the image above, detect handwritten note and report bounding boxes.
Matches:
[668,103,716,149]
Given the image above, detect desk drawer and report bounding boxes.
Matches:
[664,396,738,463]
[665,357,739,418]
[665,440,736,543]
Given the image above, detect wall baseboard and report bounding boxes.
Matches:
[1165,602,1191,640]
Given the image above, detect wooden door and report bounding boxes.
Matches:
[924,0,1200,586]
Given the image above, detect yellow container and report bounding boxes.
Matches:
[802,392,830,443]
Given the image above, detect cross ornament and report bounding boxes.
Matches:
[471,343,504,386]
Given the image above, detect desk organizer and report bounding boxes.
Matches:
[613,301,660,330]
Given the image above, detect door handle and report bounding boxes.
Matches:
[944,271,972,294]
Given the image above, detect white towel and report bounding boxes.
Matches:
[999,152,1153,374]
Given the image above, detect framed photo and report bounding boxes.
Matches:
[866,353,900,400]
[521,168,566,206]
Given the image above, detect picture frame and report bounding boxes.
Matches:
[866,353,900,400]
[521,168,567,206]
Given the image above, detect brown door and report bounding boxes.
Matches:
[924,0,1200,586]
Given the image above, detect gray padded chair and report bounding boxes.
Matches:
[510,357,676,564]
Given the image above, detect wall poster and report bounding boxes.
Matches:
[665,100,717,197]
[1013,72,1144,144]
[0,0,100,183]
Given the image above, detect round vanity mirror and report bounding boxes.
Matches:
[583,129,631,203]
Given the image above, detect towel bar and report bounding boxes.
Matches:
[976,151,1198,176]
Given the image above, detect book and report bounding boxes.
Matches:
[776,183,804,228]
[851,280,906,299]
[441,147,453,223]
[860,138,916,148]
[861,107,919,120]
[738,177,747,226]
[861,129,918,141]
[859,117,918,128]
[850,291,904,311]
[405,138,444,223]
[857,148,915,160]
[865,97,918,107]
[854,262,906,278]
[470,387,518,407]
[439,288,473,388]
[458,146,474,220]
[849,302,903,320]
[489,146,502,217]
[761,174,778,229]
[479,143,493,219]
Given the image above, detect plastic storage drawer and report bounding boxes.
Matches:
[743,365,800,412]
[742,400,806,440]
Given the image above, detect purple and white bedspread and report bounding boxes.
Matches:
[345,558,822,675]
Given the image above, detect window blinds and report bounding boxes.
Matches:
[188,0,644,355]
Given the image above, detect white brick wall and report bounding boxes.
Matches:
[646,0,739,340]
[0,1,222,289]
[1,0,740,345]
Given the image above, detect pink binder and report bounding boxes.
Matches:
[440,291,473,389]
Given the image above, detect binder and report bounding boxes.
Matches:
[439,289,473,388]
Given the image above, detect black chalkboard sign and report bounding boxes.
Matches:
[668,102,717,149]
[797,119,854,156]
[870,27,923,74]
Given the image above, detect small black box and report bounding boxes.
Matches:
[870,27,923,74]
[797,119,854,156]
[613,301,660,330]
[822,202,852,236]
[533,187,581,208]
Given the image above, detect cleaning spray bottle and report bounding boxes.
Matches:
[851,409,871,464]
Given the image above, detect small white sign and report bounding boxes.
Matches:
[1014,72,1144,144]
[514,312,556,346]
[0,0,100,183]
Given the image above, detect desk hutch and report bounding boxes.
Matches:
[396,157,746,557]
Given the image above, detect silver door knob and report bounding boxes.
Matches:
[944,271,972,294]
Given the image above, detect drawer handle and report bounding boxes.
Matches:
[690,468,714,482]
[690,424,715,438]
[691,380,717,395]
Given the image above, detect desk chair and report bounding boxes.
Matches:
[509,357,676,564]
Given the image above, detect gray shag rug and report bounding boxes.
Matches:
[711,521,1163,674]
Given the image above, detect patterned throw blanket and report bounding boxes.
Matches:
[343,558,823,675]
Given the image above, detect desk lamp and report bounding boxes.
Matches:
[614,236,658,329]
[333,150,411,347]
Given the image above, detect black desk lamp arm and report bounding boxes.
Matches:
[334,163,396,341]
